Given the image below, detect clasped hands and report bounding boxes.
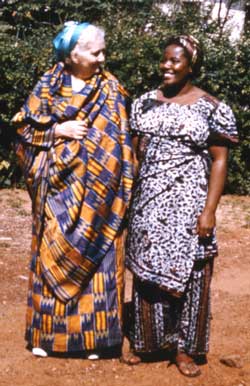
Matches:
[55,120,88,140]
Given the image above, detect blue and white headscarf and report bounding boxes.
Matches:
[53,21,90,62]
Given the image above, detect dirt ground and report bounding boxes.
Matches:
[0,189,250,386]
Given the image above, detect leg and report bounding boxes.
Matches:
[120,336,141,365]
[123,277,181,361]
[174,259,214,376]
[120,300,141,366]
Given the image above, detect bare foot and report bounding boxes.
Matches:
[120,337,141,365]
[120,351,141,365]
[175,351,201,377]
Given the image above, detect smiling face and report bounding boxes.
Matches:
[69,36,106,79]
[160,44,192,87]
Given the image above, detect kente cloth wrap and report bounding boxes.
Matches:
[126,90,238,297]
[25,231,126,352]
[13,63,134,303]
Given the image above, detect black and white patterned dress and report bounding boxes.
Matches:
[126,90,238,354]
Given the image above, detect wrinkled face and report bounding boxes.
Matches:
[70,37,106,79]
[159,44,192,86]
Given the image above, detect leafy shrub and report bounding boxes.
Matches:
[0,1,249,193]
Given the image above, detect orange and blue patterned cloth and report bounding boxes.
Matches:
[13,63,134,304]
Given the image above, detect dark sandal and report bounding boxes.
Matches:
[120,351,141,365]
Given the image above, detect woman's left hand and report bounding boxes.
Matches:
[196,208,215,238]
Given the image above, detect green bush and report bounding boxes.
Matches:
[0,1,249,193]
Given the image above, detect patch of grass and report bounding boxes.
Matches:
[0,242,10,248]
[242,214,250,229]
[218,227,230,233]
[17,209,30,217]
[241,203,250,213]
[6,198,24,209]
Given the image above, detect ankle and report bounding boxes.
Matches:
[176,351,192,362]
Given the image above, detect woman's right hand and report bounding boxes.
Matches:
[55,120,88,140]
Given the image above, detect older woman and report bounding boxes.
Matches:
[124,35,238,376]
[12,22,134,358]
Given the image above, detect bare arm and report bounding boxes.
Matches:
[196,145,228,238]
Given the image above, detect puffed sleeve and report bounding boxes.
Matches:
[208,102,239,147]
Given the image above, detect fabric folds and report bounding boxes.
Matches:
[13,63,134,303]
